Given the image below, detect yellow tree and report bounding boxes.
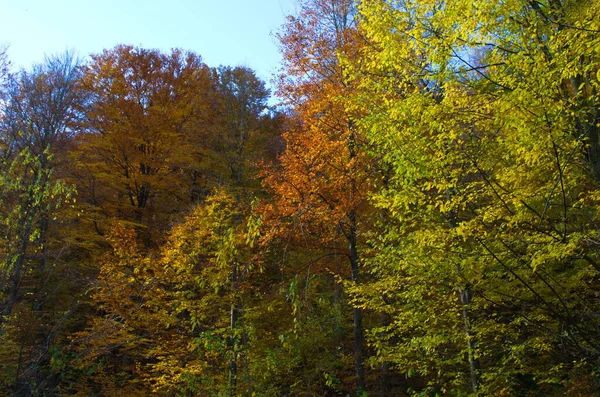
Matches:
[343,0,600,394]
[70,189,259,395]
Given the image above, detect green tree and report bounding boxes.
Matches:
[0,52,82,395]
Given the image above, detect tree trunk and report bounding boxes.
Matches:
[378,313,391,397]
[458,286,479,393]
[34,213,49,311]
[228,261,239,396]
[448,203,479,392]
[2,249,27,319]
[582,108,600,184]
[349,209,366,393]
[2,213,34,321]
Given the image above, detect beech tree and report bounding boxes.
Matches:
[70,189,262,395]
[342,0,600,394]
[260,0,382,393]
[0,52,84,395]
[2,1,598,393]
[212,66,270,187]
[71,45,214,242]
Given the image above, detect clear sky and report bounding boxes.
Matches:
[0,0,297,88]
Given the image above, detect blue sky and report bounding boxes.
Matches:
[0,0,297,87]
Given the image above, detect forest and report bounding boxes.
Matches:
[0,0,599,395]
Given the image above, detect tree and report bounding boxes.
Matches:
[71,189,260,395]
[342,0,600,394]
[71,45,214,242]
[0,52,84,395]
[260,0,382,393]
[0,44,9,95]
[213,66,270,187]
[0,51,83,319]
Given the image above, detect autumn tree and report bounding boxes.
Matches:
[342,0,600,394]
[0,52,83,315]
[64,49,282,395]
[0,52,84,395]
[211,66,270,187]
[69,188,264,396]
[260,0,382,393]
[71,45,215,243]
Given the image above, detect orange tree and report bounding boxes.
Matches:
[259,0,383,393]
[70,45,216,244]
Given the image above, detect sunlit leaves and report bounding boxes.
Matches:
[342,0,600,394]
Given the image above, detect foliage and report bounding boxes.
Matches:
[70,189,260,395]
[341,0,600,394]
[71,45,214,239]
[2,1,600,394]
[260,0,385,393]
[0,53,84,394]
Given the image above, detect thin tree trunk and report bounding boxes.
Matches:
[333,271,343,337]
[378,313,391,397]
[2,240,29,320]
[229,261,239,396]
[458,286,478,393]
[35,213,49,311]
[448,201,479,393]
[349,209,366,393]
